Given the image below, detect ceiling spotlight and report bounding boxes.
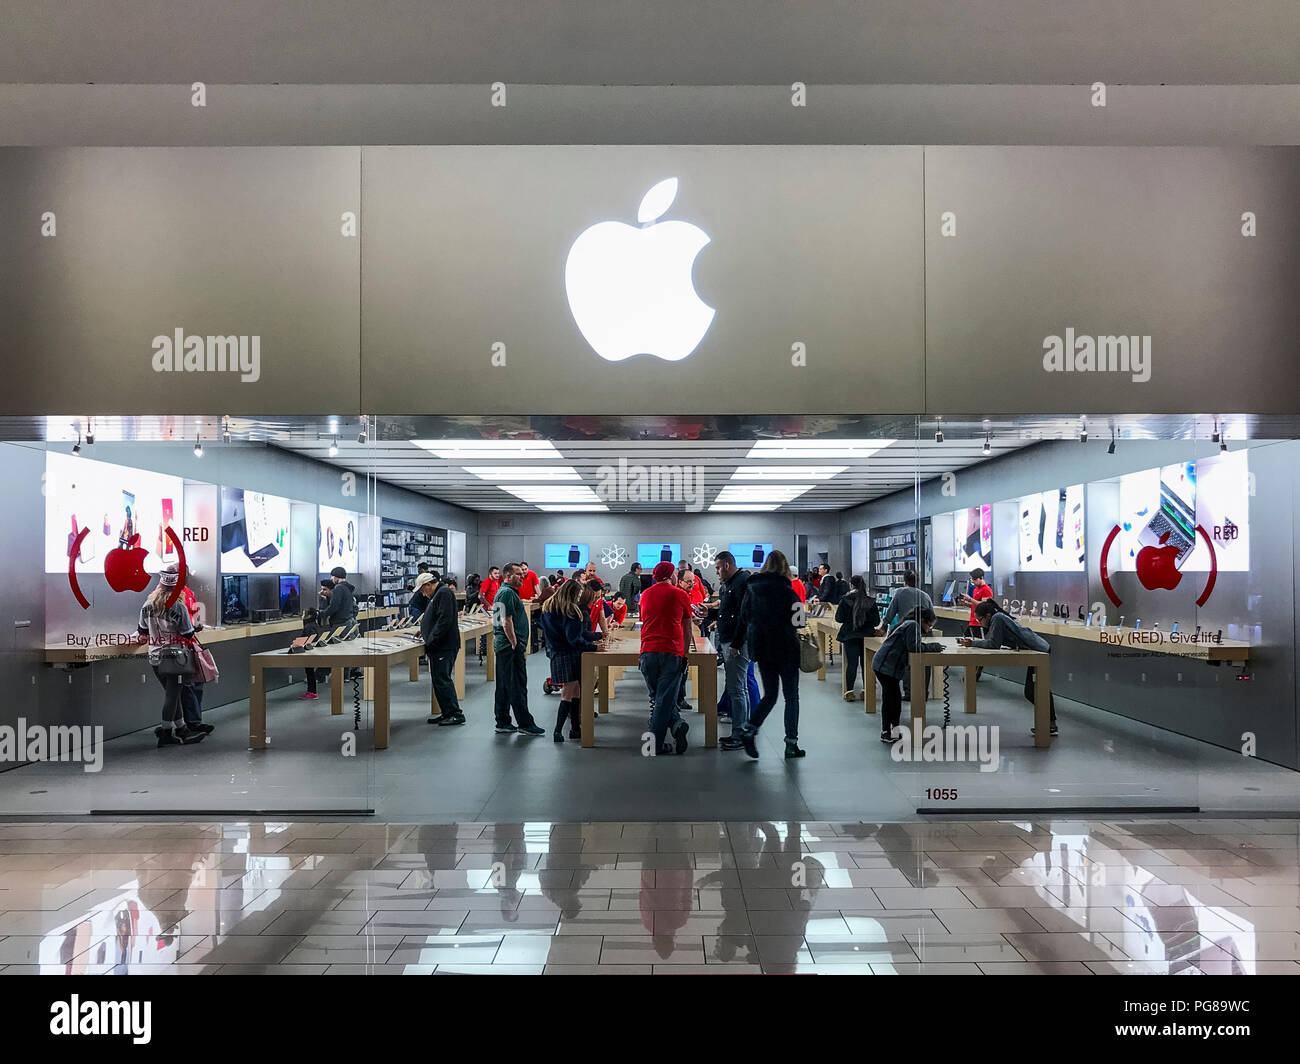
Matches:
[72,430,81,456]
[194,433,203,458]
[1079,417,1088,443]
[1107,429,1116,455]
[85,419,94,446]
[981,434,991,456]
[221,416,231,444]
[357,416,368,445]
[1220,434,1228,453]
[934,424,944,444]
[1211,418,1221,445]
[329,436,339,457]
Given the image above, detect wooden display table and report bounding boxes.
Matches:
[806,614,943,713]
[578,629,719,750]
[932,605,1250,663]
[908,637,1053,748]
[45,607,399,664]
[249,635,424,750]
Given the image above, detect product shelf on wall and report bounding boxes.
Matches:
[870,521,919,592]
[380,518,446,596]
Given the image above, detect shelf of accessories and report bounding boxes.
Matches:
[380,523,446,593]
[871,527,918,591]
[932,605,1249,662]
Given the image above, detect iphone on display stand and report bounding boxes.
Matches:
[1172,621,1180,636]
[1118,615,1125,629]
[1085,612,1094,628]
[1134,619,1141,630]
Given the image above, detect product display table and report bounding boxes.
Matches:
[806,614,943,713]
[578,628,718,750]
[933,606,1250,663]
[248,635,424,750]
[45,607,400,664]
[908,637,1053,748]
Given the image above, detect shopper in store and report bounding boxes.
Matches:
[481,566,502,608]
[960,598,1058,736]
[732,550,805,760]
[713,550,752,750]
[418,571,465,726]
[818,570,846,606]
[790,569,808,604]
[178,580,210,732]
[618,561,643,614]
[835,575,881,703]
[694,567,715,597]
[877,568,931,632]
[539,577,606,742]
[680,568,707,611]
[955,567,994,679]
[872,606,944,744]
[609,591,629,627]
[320,566,361,677]
[492,563,545,735]
[137,564,205,747]
[638,561,693,756]
[299,607,328,702]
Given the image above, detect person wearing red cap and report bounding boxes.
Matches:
[637,561,694,755]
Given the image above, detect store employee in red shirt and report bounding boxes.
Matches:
[480,566,501,608]
[518,562,540,600]
[638,562,694,756]
[955,567,993,676]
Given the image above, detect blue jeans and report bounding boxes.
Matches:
[640,651,685,745]
[749,658,800,742]
[181,681,203,727]
[721,644,751,732]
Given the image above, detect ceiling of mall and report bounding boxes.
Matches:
[3,0,1298,85]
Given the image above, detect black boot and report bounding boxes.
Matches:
[553,700,570,742]
[568,700,582,741]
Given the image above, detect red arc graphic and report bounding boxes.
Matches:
[1099,523,1218,609]
[68,525,188,611]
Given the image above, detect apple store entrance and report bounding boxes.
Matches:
[0,413,1294,821]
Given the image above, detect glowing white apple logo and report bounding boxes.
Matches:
[565,178,715,363]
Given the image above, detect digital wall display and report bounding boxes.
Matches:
[953,505,993,571]
[318,505,360,573]
[279,575,301,615]
[728,542,775,568]
[221,575,248,624]
[1116,452,1249,572]
[1017,485,1085,571]
[219,487,291,574]
[637,542,682,568]
[45,452,184,575]
[544,543,589,569]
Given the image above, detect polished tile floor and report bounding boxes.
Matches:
[0,818,1297,974]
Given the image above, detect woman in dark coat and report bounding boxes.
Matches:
[731,549,805,760]
[538,577,603,742]
[835,575,880,702]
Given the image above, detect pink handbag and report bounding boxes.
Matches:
[192,642,220,684]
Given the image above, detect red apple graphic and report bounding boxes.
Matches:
[1135,531,1183,592]
[104,534,151,593]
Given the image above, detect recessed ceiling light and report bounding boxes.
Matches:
[413,439,561,461]
[536,504,609,512]
[714,484,813,503]
[730,466,846,480]
[709,504,781,512]
[746,439,894,460]
[501,484,602,503]
[462,466,581,481]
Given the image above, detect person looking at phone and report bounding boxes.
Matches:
[959,599,1058,736]
[954,567,993,679]
[872,606,943,744]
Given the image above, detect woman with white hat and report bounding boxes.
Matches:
[136,564,206,747]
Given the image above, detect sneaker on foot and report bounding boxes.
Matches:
[881,731,901,744]
[784,739,806,759]
[517,724,546,736]
[719,735,745,751]
[656,742,676,756]
[494,722,516,733]
[672,719,689,755]
[438,714,466,727]
[1031,724,1060,736]
[299,692,319,700]
[427,715,444,725]
[740,726,759,759]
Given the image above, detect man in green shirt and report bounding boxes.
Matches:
[618,562,643,615]
[492,563,544,735]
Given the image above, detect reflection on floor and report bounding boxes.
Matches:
[0,657,1297,819]
[0,818,1297,975]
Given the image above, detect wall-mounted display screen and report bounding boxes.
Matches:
[728,542,775,568]
[1116,452,1249,572]
[45,452,184,574]
[953,505,993,571]
[1017,485,1085,571]
[279,575,301,615]
[221,574,248,624]
[544,543,589,569]
[219,487,291,574]
[318,505,360,573]
[637,542,681,568]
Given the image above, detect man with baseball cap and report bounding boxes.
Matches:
[418,572,464,726]
[638,561,693,755]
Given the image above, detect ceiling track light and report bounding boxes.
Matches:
[84,418,95,446]
[194,432,203,458]
[1107,428,1117,455]
[934,420,943,444]
[1079,417,1088,443]
[981,434,991,456]
[72,429,81,455]
[221,415,232,444]
[1211,418,1221,445]
[329,436,339,457]
[357,416,368,445]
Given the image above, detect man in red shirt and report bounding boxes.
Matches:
[638,561,694,756]
[480,566,501,609]
[518,562,540,600]
[956,567,994,678]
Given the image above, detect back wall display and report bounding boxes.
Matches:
[953,505,993,572]
[637,542,681,568]
[1017,485,1085,572]
[318,505,360,574]
[219,487,291,574]
[729,542,774,568]
[45,451,183,575]
[544,543,589,569]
